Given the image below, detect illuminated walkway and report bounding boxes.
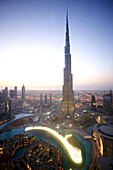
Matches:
[25,126,82,164]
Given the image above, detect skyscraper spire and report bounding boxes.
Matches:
[61,11,75,118]
[66,10,70,47]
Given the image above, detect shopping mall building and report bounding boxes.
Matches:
[93,123,113,159]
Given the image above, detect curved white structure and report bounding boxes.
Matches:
[25,126,82,164]
[65,134,72,140]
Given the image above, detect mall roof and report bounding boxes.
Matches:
[93,124,113,140]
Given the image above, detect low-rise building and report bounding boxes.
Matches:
[93,124,113,159]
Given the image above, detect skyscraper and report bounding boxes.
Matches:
[2,87,8,102]
[14,86,17,99]
[62,12,75,118]
[22,84,25,100]
[91,95,96,111]
[49,94,52,105]
[10,86,17,99]
[103,90,112,115]
[45,94,47,105]
[40,93,42,105]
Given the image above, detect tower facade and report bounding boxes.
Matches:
[61,12,75,117]
[22,84,25,100]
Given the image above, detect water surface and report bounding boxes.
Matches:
[0,127,91,170]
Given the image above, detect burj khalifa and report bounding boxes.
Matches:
[62,12,75,118]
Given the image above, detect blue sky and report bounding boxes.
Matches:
[0,0,113,90]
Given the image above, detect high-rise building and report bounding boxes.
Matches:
[10,90,15,98]
[2,87,8,102]
[40,93,42,105]
[103,90,112,115]
[14,86,17,99]
[0,92,3,103]
[91,95,96,111]
[61,12,75,118]
[50,94,52,105]
[45,94,47,105]
[5,98,11,114]
[22,84,25,100]
[10,86,17,99]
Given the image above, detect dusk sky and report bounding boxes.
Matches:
[0,0,113,90]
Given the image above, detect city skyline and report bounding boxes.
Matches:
[0,0,113,90]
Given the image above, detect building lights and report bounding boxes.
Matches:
[69,124,72,127]
[47,112,50,115]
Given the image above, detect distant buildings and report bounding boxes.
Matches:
[22,84,25,100]
[0,86,18,103]
[62,12,75,118]
[10,86,17,99]
[40,94,52,106]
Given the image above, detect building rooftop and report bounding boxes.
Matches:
[100,126,113,136]
[102,116,113,126]
[98,157,113,170]
[93,124,113,140]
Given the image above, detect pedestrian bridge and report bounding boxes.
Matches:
[25,126,82,164]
